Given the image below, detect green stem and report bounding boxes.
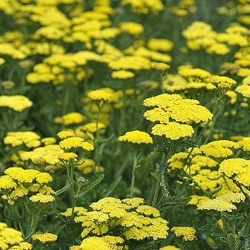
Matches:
[94,104,102,167]
[69,164,76,221]
[151,142,176,207]
[130,151,139,198]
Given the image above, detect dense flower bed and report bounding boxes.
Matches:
[0,0,249,249]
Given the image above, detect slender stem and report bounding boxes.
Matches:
[130,151,138,198]
[69,164,75,221]
[151,142,176,207]
[152,174,161,207]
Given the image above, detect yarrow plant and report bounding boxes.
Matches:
[0,0,249,249]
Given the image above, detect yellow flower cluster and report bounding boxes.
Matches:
[209,75,237,91]
[163,66,216,93]
[236,76,250,98]
[32,232,58,243]
[21,144,64,166]
[122,0,164,14]
[0,167,54,205]
[143,93,213,140]
[0,222,32,250]
[63,197,168,243]
[70,236,125,250]
[4,131,41,148]
[171,226,197,241]
[169,138,250,212]
[119,130,153,144]
[0,95,33,112]
[54,112,86,126]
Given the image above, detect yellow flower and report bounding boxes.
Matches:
[219,158,250,177]
[0,176,17,190]
[34,26,65,40]
[0,57,5,65]
[118,130,153,144]
[122,197,145,208]
[59,152,78,163]
[62,207,88,218]
[147,38,174,52]
[4,167,39,183]
[59,137,94,151]
[0,223,25,247]
[74,197,169,241]
[215,191,245,204]
[41,137,56,145]
[160,246,180,250]
[111,70,135,79]
[151,123,194,140]
[9,242,33,249]
[108,56,151,71]
[36,172,53,184]
[57,130,75,139]
[197,198,237,212]
[79,237,114,250]
[209,75,237,91]
[178,67,211,81]
[78,122,106,134]
[87,88,115,103]
[201,140,239,158]
[4,131,41,148]
[54,112,86,126]
[122,0,164,14]
[29,194,55,203]
[77,159,104,174]
[171,226,197,241]
[136,205,160,217]
[0,95,33,112]
[119,22,144,36]
[21,145,64,165]
[32,233,58,243]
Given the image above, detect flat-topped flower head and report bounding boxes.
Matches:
[209,75,237,91]
[147,38,174,52]
[0,176,17,190]
[79,122,106,134]
[0,223,31,249]
[197,198,237,212]
[21,145,64,166]
[30,194,55,203]
[237,137,250,151]
[171,226,197,241]
[57,130,75,139]
[178,67,211,82]
[200,140,239,158]
[119,22,144,36]
[59,152,78,163]
[87,88,115,103]
[111,70,135,79]
[219,158,250,177]
[143,93,182,109]
[54,112,85,126]
[160,246,180,250]
[59,136,94,152]
[118,130,153,144]
[143,94,213,125]
[108,56,151,71]
[0,95,33,112]
[144,108,170,124]
[4,167,39,183]
[32,233,58,243]
[151,122,194,141]
[122,0,164,14]
[4,131,41,148]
